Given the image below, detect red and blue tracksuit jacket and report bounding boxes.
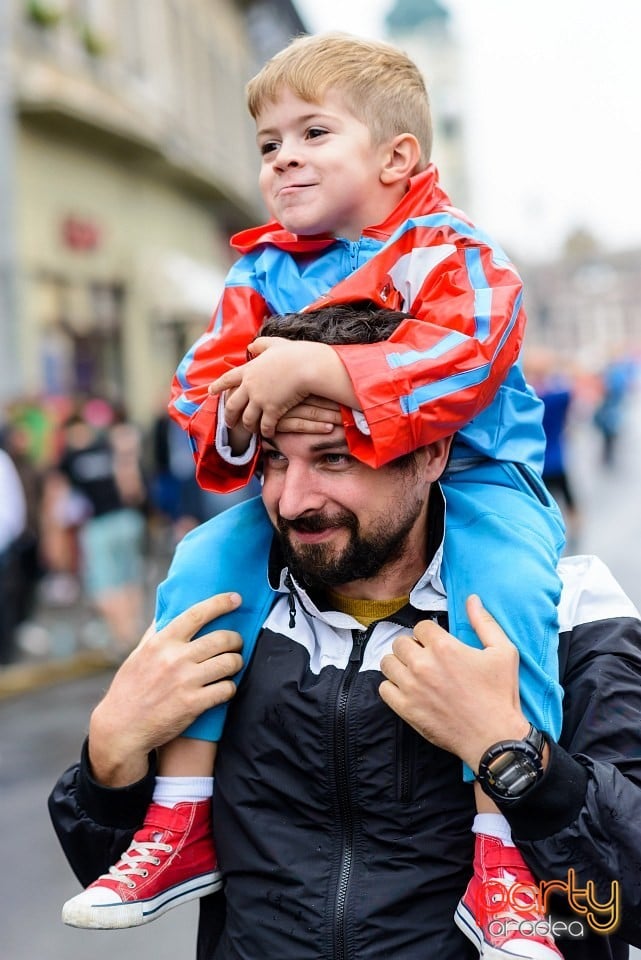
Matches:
[168,164,565,748]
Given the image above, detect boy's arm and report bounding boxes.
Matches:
[319,224,527,467]
[212,338,357,438]
[169,271,270,492]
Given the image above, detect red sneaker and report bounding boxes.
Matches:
[62,799,221,929]
[454,833,563,959]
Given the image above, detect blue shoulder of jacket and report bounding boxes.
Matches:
[155,497,275,632]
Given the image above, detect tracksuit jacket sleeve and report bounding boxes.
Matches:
[168,277,269,493]
[329,222,526,467]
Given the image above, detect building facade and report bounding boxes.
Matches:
[385,0,470,211]
[522,245,641,371]
[1,0,305,424]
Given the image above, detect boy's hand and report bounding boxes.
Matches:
[276,395,343,434]
[208,338,356,437]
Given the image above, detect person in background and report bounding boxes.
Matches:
[56,408,147,656]
[0,445,27,664]
[525,348,581,552]
[592,354,637,467]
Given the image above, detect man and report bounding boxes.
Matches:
[50,307,641,959]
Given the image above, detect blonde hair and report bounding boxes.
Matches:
[246,32,432,168]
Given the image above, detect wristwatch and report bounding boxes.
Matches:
[476,724,546,804]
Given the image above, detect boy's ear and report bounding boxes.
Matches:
[380,134,422,185]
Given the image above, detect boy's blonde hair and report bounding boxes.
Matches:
[246,32,432,169]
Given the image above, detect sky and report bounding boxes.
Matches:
[293,0,641,263]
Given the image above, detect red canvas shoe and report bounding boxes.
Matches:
[454,833,564,959]
[62,799,221,929]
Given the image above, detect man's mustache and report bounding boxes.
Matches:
[278,512,355,534]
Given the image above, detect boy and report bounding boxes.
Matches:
[62,34,564,959]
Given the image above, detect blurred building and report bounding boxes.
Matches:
[522,244,641,370]
[385,0,470,210]
[0,0,305,421]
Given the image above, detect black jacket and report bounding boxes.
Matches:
[49,553,641,959]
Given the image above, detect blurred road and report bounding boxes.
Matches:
[1,385,641,960]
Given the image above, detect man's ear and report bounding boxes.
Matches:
[424,434,453,481]
[380,134,422,185]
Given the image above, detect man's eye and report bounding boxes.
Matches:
[264,449,287,465]
[260,141,279,156]
[324,453,350,466]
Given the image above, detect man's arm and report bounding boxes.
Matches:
[506,556,641,948]
[380,560,641,947]
[48,594,243,885]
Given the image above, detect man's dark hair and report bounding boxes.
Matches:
[260,302,423,474]
[259,301,410,345]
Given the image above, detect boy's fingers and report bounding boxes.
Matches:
[210,369,242,395]
[277,416,335,434]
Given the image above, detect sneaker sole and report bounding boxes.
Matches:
[62,872,222,929]
[454,899,557,960]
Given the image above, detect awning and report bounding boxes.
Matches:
[142,251,227,320]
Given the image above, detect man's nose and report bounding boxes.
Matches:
[277,464,325,520]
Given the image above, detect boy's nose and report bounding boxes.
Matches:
[274,140,302,171]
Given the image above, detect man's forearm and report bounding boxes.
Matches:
[88,700,152,788]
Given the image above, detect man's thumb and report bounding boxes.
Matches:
[465,594,510,650]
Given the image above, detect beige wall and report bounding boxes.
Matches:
[16,121,240,424]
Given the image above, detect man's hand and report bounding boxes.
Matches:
[88,593,244,787]
[208,338,356,437]
[379,595,530,771]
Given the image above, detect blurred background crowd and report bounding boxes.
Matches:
[1,0,640,671]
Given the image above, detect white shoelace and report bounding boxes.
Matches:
[98,837,173,887]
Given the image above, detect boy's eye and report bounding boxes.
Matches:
[306,127,327,140]
[260,141,279,156]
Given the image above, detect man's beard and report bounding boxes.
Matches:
[276,498,424,590]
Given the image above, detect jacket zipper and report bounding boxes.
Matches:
[332,627,369,960]
[348,240,361,271]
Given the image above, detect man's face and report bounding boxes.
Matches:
[261,427,448,596]
[255,87,394,240]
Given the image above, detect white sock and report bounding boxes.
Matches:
[152,776,214,808]
[472,813,515,846]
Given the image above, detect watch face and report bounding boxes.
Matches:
[478,731,545,803]
[485,750,540,799]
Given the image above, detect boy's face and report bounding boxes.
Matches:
[255,87,395,240]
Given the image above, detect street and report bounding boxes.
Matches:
[1,387,641,960]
